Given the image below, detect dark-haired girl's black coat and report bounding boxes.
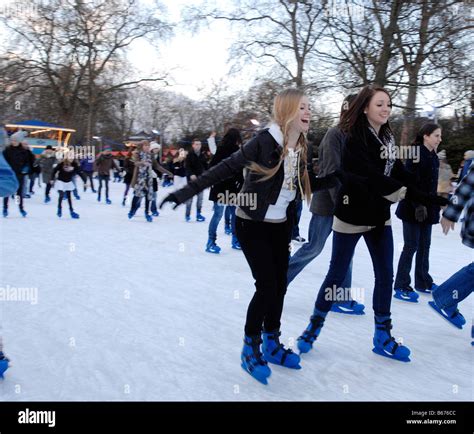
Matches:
[335,126,415,227]
[395,145,440,224]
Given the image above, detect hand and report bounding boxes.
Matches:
[159,193,180,210]
[440,216,455,235]
[190,175,197,181]
[414,205,427,222]
[311,172,340,191]
[49,180,54,185]
[406,187,450,207]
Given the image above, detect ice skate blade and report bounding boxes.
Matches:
[330,305,366,315]
[241,363,269,385]
[372,347,410,362]
[428,301,464,330]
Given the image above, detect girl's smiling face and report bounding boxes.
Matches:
[290,96,311,134]
[365,91,392,129]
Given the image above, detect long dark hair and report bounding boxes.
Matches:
[412,123,441,146]
[221,128,242,148]
[339,85,393,143]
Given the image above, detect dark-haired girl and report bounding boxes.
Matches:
[394,123,442,302]
[297,85,448,362]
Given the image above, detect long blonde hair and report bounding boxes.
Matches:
[248,88,312,204]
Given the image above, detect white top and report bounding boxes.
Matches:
[264,147,300,220]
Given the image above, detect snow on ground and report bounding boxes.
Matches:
[0,181,472,401]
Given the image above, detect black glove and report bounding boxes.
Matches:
[414,205,428,222]
[310,172,340,191]
[159,193,180,210]
[406,187,449,207]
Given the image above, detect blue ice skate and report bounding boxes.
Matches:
[330,300,365,315]
[205,239,221,254]
[416,283,437,294]
[0,353,9,378]
[241,335,271,385]
[297,314,325,354]
[262,330,301,369]
[394,286,419,303]
[372,317,410,362]
[70,211,80,219]
[428,301,466,329]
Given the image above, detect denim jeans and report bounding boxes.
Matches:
[394,221,433,290]
[151,191,158,214]
[314,226,394,317]
[287,213,352,289]
[225,205,232,226]
[432,263,474,310]
[291,199,303,238]
[208,203,236,241]
[98,175,110,199]
[185,191,203,217]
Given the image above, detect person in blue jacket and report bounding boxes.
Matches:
[394,123,443,302]
[0,152,18,377]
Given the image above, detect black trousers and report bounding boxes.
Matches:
[235,216,291,336]
[58,191,74,211]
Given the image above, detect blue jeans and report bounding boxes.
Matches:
[432,263,474,310]
[291,199,303,238]
[287,213,352,289]
[224,205,232,226]
[394,221,433,290]
[185,191,203,217]
[315,226,394,316]
[208,203,236,241]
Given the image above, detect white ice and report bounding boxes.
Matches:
[0,181,472,401]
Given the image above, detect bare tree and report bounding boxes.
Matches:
[184,0,327,90]
[0,0,172,143]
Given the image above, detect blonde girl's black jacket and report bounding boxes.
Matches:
[172,128,336,222]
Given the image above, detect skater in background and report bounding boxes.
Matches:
[28,154,41,194]
[122,147,135,206]
[429,164,473,330]
[287,94,365,315]
[206,127,243,253]
[128,141,172,222]
[2,134,31,217]
[437,150,454,199]
[296,85,449,362]
[94,145,119,204]
[50,157,80,219]
[184,138,209,222]
[394,123,443,302]
[39,145,57,203]
[171,148,188,192]
[80,155,96,193]
[0,151,19,377]
[150,141,173,217]
[161,88,339,384]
